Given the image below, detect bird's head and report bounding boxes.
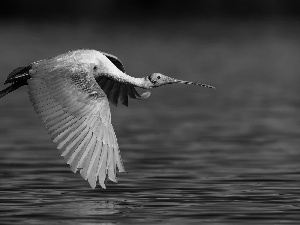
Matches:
[147,73,215,89]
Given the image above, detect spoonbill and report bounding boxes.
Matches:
[0,49,215,189]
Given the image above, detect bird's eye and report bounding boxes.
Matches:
[93,66,97,70]
[157,75,161,79]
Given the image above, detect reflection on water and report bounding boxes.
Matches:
[1,20,300,224]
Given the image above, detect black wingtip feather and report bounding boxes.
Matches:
[96,77,108,88]
[127,86,137,99]
[5,65,32,84]
[131,86,141,98]
[119,85,129,107]
[95,77,141,107]
[102,79,114,97]
[101,52,126,73]
[109,82,121,107]
[0,81,27,98]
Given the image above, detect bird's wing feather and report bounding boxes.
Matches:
[5,65,32,84]
[101,52,126,73]
[97,52,145,107]
[27,64,125,189]
[95,76,141,107]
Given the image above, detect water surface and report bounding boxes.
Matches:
[1,20,300,224]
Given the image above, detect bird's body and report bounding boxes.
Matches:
[0,49,214,189]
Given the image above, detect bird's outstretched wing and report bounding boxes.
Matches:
[96,76,142,107]
[27,63,125,189]
[98,52,145,107]
[0,65,32,98]
[101,52,126,73]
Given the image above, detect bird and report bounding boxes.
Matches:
[0,49,215,189]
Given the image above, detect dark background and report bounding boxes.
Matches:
[1,0,300,20]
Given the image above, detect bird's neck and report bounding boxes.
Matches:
[103,73,152,89]
[126,76,153,89]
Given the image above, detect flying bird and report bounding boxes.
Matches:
[0,49,215,189]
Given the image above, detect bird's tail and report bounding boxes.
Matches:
[0,65,32,98]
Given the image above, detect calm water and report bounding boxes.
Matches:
[1,20,300,224]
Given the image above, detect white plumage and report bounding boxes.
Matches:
[0,49,214,189]
[27,51,125,189]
